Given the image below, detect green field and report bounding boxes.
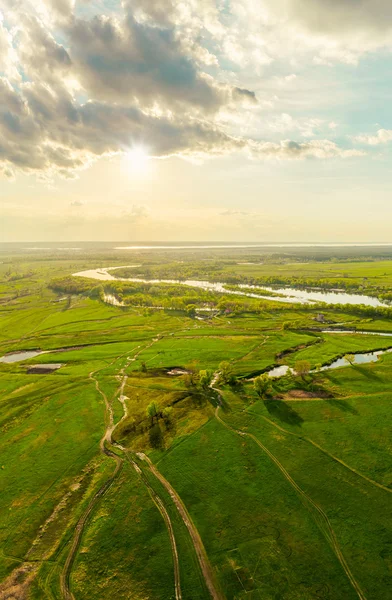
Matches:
[0,246,391,599]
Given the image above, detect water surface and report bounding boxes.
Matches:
[0,350,45,363]
[74,267,390,308]
[267,345,392,379]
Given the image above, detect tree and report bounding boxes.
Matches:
[162,406,173,421]
[140,361,147,373]
[183,373,195,388]
[89,285,104,299]
[217,299,228,312]
[253,374,271,398]
[185,359,199,373]
[218,361,234,384]
[186,304,197,318]
[345,354,355,365]
[162,406,173,430]
[294,360,311,379]
[146,402,159,425]
[199,370,213,390]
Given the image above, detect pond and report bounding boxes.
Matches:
[319,348,392,371]
[267,346,392,379]
[0,350,45,363]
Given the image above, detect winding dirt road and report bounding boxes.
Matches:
[60,459,123,600]
[61,336,216,600]
[61,359,126,600]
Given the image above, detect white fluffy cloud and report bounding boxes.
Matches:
[259,0,392,64]
[251,139,364,160]
[0,0,370,179]
[355,129,392,146]
[267,0,392,36]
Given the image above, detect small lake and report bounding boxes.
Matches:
[0,350,45,363]
[320,348,392,371]
[268,365,294,378]
[267,346,392,379]
[74,267,390,308]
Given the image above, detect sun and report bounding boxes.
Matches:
[126,145,150,172]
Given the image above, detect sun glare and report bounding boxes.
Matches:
[126,145,150,173]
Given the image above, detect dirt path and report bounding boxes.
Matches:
[93,346,184,600]
[215,406,367,600]
[249,411,392,495]
[61,336,184,600]
[110,336,164,431]
[61,358,126,600]
[231,336,269,365]
[60,459,123,600]
[124,456,182,600]
[90,372,116,450]
[110,337,222,599]
[136,453,224,600]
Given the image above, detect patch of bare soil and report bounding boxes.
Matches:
[286,389,329,399]
[167,368,191,376]
[0,565,37,600]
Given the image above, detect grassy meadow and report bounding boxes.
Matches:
[0,246,391,599]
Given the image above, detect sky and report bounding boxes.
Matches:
[1,0,392,242]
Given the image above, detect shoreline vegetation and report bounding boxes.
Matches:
[49,268,392,320]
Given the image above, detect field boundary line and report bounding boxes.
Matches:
[215,406,367,600]
[247,410,392,494]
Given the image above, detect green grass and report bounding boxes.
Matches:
[231,331,317,375]
[222,259,392,288]
[133,335,262,370]
[246,353,392,486]
[285,332,392,368]
[71,462,178,600]
[1,251,392,598]
[0,377,104,578]
[221,405,392,599]
[156,417,358,599]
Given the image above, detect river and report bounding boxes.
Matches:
[73,267,390,308]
